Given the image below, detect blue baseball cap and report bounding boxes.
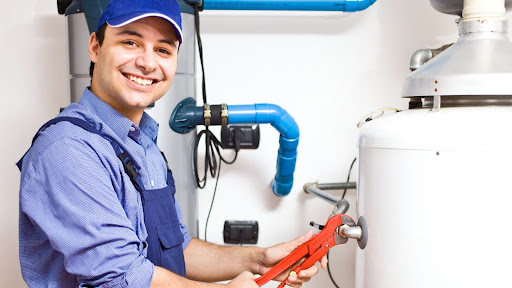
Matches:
[97,0,183,44]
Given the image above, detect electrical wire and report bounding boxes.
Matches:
[192,4,239,241]
[326,251,340,288]
[204,160,221,242]
[194,5,207,105]
[192,4,238,189]
[327,157,358,288]
[193,129,238,189]
[342,157,357,199]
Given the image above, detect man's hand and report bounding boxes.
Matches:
[226,271,259,288]
[256,231,328,287]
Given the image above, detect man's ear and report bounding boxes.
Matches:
[89,32,99,63]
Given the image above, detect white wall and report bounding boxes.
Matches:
[1,0,69,286]
[1,0,498,287]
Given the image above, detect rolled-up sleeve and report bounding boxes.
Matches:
[20,135,153,287]
[175,200,192,250]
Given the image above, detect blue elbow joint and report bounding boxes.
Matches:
[259,104,299,197]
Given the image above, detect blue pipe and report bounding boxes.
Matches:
[229,104,299,197]
[201,0,377,12]
[170,98,299,197]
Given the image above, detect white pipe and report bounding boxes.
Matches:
[463,0,506,21]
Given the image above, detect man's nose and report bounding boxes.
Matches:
[135,49,157,73]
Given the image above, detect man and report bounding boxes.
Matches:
[17,0,327,287]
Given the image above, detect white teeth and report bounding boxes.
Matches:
[128,75,154,86]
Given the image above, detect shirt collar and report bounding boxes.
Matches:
[139,112,159,143]
[79,87,159,143]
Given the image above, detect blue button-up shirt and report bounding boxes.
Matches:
[18,88,191,287]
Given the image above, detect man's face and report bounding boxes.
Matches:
[89,17,179,123]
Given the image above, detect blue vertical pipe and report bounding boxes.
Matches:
[228,104,299,197]
[202,0,377,12]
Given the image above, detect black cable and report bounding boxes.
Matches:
[194,5,207,104]
[327,157,358,287]
[192,4,239,241]
[204,160,221,242]
[193,129,237,188]
[326,251,340,288]
[341,157,357,199]
[192,4,239,189]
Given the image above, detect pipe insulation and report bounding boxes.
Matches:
[463,0,506,21]
[202,0,377,12]
[169,98,299,197]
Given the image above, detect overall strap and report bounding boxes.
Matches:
[16,117,100,170]
[16,117,145,196]
[160,151,172,173]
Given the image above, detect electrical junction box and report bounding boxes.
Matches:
[221,125,260,150]
[223,220,259,245]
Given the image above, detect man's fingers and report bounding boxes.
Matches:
[291,231,313,248]
[288,273,298,282]
[287,274,304,287]
[286,265,319,287]
[298,265,319,279]
[320,255,328,269]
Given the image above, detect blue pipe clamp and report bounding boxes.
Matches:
[170,97,299,197]
[201,0,377,12]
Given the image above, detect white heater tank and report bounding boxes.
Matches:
[356,106,512,287]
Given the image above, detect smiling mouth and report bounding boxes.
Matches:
[124,73,157,86]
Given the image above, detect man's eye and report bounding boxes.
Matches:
[157,48,171,55]
[123,41,137,46]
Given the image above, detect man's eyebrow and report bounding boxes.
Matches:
[159,39,177,49]
[116,29,176,48]
[116,29,143,38]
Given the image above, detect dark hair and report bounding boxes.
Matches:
[89,24,107,78]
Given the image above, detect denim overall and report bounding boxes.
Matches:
[17,117,187,276]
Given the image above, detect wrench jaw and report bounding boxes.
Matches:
[337,215,364,242]
[334,215,356,244]
[340,215,357,227]
[334,233,349,245]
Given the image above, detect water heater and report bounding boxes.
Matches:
[356,0,512,287]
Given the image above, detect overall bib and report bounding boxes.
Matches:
[17,117,187,276]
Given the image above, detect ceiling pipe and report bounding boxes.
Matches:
[199,0,377,12]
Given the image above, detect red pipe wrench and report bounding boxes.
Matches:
[255,214,356,287]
